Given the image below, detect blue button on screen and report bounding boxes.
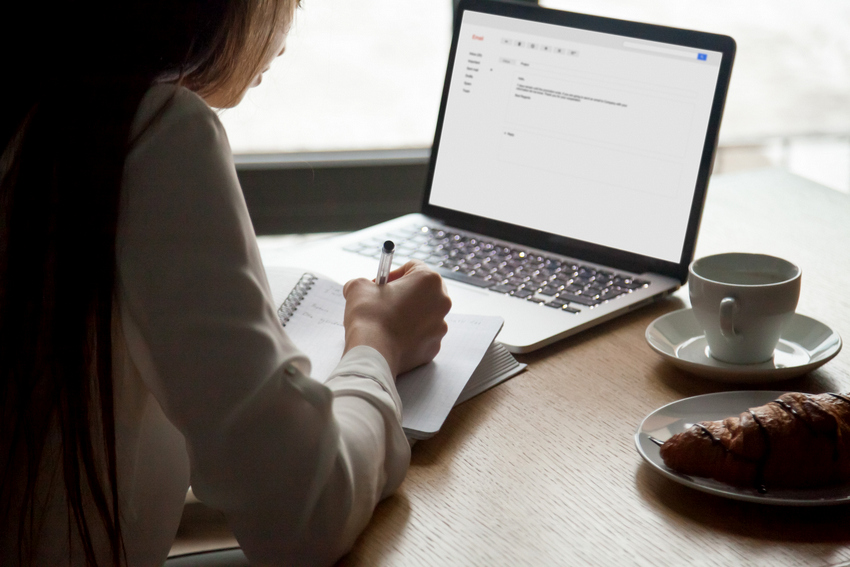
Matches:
[697,53,707,61]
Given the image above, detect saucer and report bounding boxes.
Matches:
[645,309,842,382]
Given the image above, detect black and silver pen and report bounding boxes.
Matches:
[376,240,395,285]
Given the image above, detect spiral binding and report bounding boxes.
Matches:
[277,273,318,326]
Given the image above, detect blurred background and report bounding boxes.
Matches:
[219,0,850,193]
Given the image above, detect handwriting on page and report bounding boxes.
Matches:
[282,279,347,380]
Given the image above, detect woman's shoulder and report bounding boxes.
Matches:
[130,83,225,148]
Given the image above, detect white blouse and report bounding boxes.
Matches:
[4,85,410,566]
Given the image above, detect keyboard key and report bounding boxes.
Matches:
[614,277,650,289]
[559,292,600,307]
[600,288,628,300]
[544,302,580,313]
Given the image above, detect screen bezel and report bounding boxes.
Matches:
[420,0,736,283]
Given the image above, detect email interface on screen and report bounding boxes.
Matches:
[429,11,723,264]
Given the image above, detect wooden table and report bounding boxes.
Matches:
[339,168,850,566]
[173,168,850,565]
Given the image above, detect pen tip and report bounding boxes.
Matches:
[383,240,395,253]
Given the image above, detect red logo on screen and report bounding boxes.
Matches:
[472,34,484,41]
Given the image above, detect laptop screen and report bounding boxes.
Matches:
[427,8,726,265]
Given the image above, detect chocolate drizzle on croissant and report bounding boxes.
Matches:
[659,392,850,491]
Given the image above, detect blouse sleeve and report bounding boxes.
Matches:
[117,86,410,566]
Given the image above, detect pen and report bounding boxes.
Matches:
[376,240,395,285]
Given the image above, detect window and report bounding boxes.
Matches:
[219,0,453,153]
[541,0,850,145]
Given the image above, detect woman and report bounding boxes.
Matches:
[0,1,451,565]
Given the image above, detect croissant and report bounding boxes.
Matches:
[658,392,850,491]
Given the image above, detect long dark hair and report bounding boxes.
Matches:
[0,1,291,564]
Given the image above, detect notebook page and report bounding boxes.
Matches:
[279,277,347,382]
[396,314,503,439]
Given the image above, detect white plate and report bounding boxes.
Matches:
[635,391,850,506]
[645,309,841,382]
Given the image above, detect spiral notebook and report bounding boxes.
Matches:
[267,267,526,439]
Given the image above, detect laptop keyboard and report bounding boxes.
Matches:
[343,224,649,313]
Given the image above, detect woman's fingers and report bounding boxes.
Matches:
[380,259,425,284]
[342,261,451,376]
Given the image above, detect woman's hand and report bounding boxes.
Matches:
[342,260,452,377]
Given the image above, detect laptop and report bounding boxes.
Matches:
[272,0,736,353]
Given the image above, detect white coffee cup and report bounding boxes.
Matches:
[689,253,801,365]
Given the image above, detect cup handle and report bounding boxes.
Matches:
[719,297,738,339]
